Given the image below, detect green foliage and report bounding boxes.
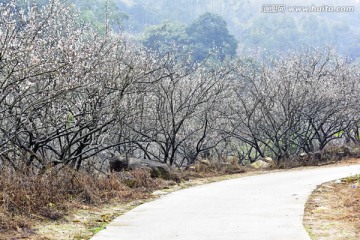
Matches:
[115,0,360,59]
[142,13,238,62]
[242,15,303,55]
[142,21,190,54]
[333,130,344,138]
[90,223,108,235]
[20,0,356,59]
[239,10,359,58]
[66,112,75,129]
[73,0,129,33]
[187,13,238,62]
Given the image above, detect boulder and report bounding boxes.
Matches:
[109,156,128,172]
[250,160,272,169]
[261,157,275,165]
[128,157,171,180]
[299,152,310,162]
[109,154,171,180]
[250,157,275,169]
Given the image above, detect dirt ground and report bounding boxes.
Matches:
[303,158,360,240]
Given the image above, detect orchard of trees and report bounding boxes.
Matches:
[0,0,359,172]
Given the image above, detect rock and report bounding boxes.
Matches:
[109,154,171,180]
[127,157,171,180]
[252,157,275,168]
[261,157,274,164]
[199,159,211,165]
[299,153,310,162]
[250,160,272,169]
[109,156,129,172]
[185,160,211,172]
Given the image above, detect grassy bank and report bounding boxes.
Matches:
[303,160,360,240]
[0,161,245,239]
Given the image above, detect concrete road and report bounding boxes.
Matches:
[92,164,360,240]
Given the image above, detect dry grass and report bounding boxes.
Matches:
[3,156,356,240]
[0,166,165,239]
[185,159,246,178]
[278,145,360,169]
[0,159,245,239]
[304,175,360,240]
[32,161,251,240]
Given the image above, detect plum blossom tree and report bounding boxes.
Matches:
[0,0,159,170]
[229,49,360,162]
[0,1,359,171]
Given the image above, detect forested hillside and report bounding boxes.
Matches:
[71,0,360,59]
[3,0,358,59]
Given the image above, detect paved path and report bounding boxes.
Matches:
[92,164,360,240]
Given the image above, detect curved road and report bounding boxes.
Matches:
[92,164,360,240]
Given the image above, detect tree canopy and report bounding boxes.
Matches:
[187,13,238,61]
[142,21,189,54]
[142,13,238,62]
[72,0,129,33]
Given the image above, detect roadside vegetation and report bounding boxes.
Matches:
[304,161,360,240]
[0,1,359,239]
[0,160,246,239]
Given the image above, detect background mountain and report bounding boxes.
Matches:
[3,0,360,59]
[107,0,360,59]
